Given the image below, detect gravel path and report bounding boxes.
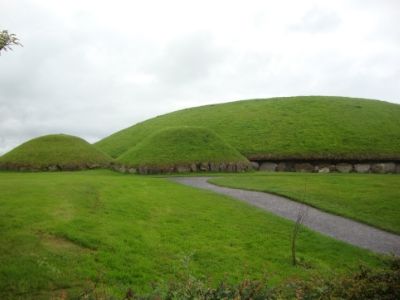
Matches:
[171,177,400,255]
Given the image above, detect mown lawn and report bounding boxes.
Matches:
[0,170,382,298]
[209,173,400,234]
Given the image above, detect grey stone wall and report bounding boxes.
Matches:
[0,162,106,172]
[113,161,252,175]
[254,161,400,174]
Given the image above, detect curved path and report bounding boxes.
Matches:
[171,177,400,255]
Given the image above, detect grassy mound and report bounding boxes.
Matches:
[116,127,250,172]
[0,134,112,171]
[95,96,400,160]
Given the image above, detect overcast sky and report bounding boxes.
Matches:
[1,0,399,154]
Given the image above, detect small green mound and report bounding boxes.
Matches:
[116,127,250,173]
[0,134,112,171]
[96,96,400,160]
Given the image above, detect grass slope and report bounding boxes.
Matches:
[209,173,400,234]
[117,127,249,168]
[95,96,400,160]
[0,171,381,298]
[0,134,112,170]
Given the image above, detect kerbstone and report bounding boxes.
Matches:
[318,167,330,173]
[250,161,260,170]
[260,162,277,172]
[294,163,314,172]
[354,164,370,173]
[371,162,396,173]
[176,165,190,173]
[336,163,353,173]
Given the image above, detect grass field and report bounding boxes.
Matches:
[117,126,248,168]
[209,173,400,234]
[0,134,112,169]
[95,96,400,160]
[0,170,382,298]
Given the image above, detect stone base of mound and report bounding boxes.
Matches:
[0,163,108,172]
[113,162,252,174]
[251,160,400,174]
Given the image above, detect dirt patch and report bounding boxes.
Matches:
[40,233,94,253]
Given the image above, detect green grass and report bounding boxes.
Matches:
[117,126,249,168]
[95,96,400,160]
[209,173,400,234]
[0,170,382,298]
[0,134,112,169]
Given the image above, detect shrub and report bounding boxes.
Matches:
[79,257,400,299]
[280,257,400,299]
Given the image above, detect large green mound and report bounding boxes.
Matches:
[0,134,112,171]
[96,96,400,160]
[116,127,250,173]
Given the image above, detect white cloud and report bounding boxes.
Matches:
[0,0,399,154]
[290,6,341,33]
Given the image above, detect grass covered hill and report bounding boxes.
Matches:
[0,134,112,171]
[116,127,250,172]
[95,96,400,161]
